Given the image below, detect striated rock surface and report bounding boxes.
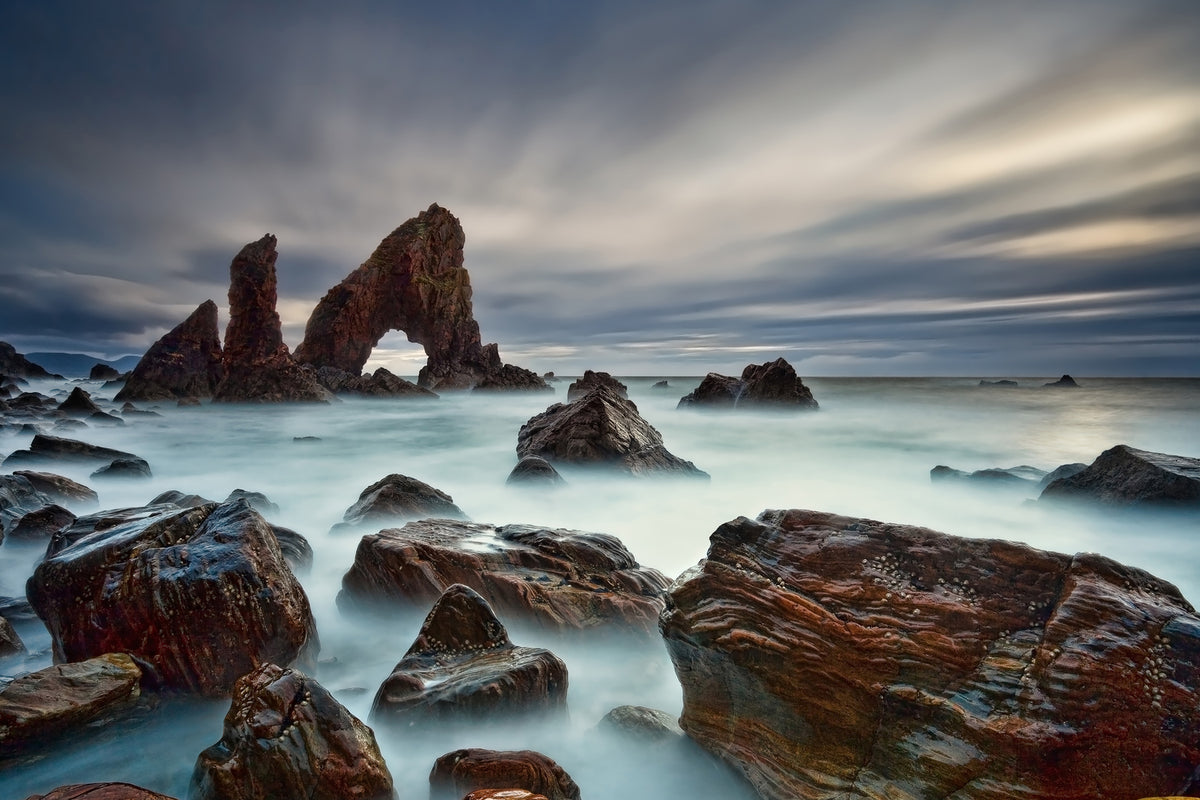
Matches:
[340,519,670,634]
[0,341,56,379]
[12,471,99,507]
[371,584,567,725]
[295,203,546,391]
[115,300,224,402]
[22,784,179,800]
[333,473,466,532]
[27,500,317,696]
[0,653,142,755]
[660,508,1200,800]
[1040,444,1200,509]
[678,358,818,410]
[462,791,548,800]
[430,747,581,800]
[213,236,328,403]
[190,663,394,800]
[566,370,627,402]
[517,386,707,477]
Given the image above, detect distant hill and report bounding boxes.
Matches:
[25,352,141,377]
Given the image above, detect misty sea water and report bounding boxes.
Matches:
[1,375,1198,798]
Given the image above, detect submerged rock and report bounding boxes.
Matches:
[2,434,145,469]
[517,386,707,477]
[566,370,627,402]
[295,203,546,392]
[333,473,466,532]
[0,653,142,755]
[660,508,1200,800]
[340,519,670,634]
[190,663,394,800]
[90,457,152,480]
[978,379,1018,387]
[115,300,224,402]
[27,500,317,696]
[678,358,818,410]
[371,584,567,725]
[597,705,684,744]
[930,464,1048,488]
[1040,444,1200,509]
[430,747,581,800]
[506,456,566,487]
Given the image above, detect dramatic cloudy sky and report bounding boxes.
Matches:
[1,1,1197,375]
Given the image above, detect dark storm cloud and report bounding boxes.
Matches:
[0,0,1197,372]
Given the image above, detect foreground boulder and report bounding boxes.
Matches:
[517,386,707,477]
[190,663,394,800]
[660,508,1200,800]
[295,203,546,391]
[1040,444,1200,509]
[333,473,466,532]
[430,748,581,800]
[213,235,329,403]
[27,500,317,696]
[0,653,142,755]
[678,358,818,410]
[22,784,179,800]
[371,584,567,725]
[115,300,225,402]
[340,520,670,634]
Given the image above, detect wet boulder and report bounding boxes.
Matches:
[12,470,99,507]
[371,584,567,725]
[0,653,142,755]
[2,434,145,469]
[333,473,466,532]
[190,663,394,800]
[0,473,53,536]
[0,615,25,658]
[27,500,317,696]
[23,784,180,800]
[90,457,152,480]
[517,386,707,477]
[340,519,670,634]
[430,747,580,800]
[6,503,76,543]
[1040,444,1200,509]
[678,358,818,410]
[660,508,1200,800]
[597,705,684,744]
[506,456,565,487]
[566,370,627,402]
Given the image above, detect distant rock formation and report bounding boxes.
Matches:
[1043,374,1079,388]
[566,370,627,402]
[213,235,329,403]
[89,364,121,381]
[661,508,1200,800]
[0,341,57,379]
[979,379,1018,387]
[1040,444,1200,509]
[294,204,546,391]
[115,300,224,402]
[678,358,818,410]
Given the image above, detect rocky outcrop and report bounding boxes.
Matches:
[930,464,1049,488]
[566,370,627,402]
[332,473,466,533]
[315,365,438,397]
[57,387,102,417]
[1043,374,1079,387]
[115,300,224,402]
[678,358,818,410]
[0,615,25,658]
[27,500,317,696]
[517,387,707,477]
[978,379,1018,387]
[89,364,121,381]
[294,204,546,391]
[6,503,76,543]
[213,236,329,403]
[190,663,394,800]
[1040,444,1200,509]
[660,508,1200,800]
[472,363,553,392]
[0,473,52,536]
[340,520,671,634]
[370,584,567,725]
[597,705,684,743]
[0,341,56,379]
[506,456,565,487]
[90,457,152,480]
[430,748,581,800]
[11,471,97,507]
[2,434,145,469]
[0,653,142,755]
[22,784,180,800]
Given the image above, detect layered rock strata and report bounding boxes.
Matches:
[660,508,1200,800]
[340,520,670,634]
[27,500,317,696]
[190,663,394,800]
[517,386,707,477]
[430,748,581,800]
[115,300,224,402]
[370,584,567,724]
[22,784,179,800]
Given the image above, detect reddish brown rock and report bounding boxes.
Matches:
[6,503,76,542]
[1040,444,1200,509]
[294,204,546,391]
[0,653,142,755]
[27,500,317,696]
[22,783,179,800]
[371,585,567,725]
[517,387,707,477]
[462,791,549,800]
[0,614,25,658]
[565,370,627,402]
[339,519,670,634]
[12,470,99,507]
[332,473,466,533]
[678,358,818,410]
[430,748,580,800]
[190,663,393,800]
[213,236,328,403]
[660,508,1200,800]
[317,365,438,397]
[115,300,224,402]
